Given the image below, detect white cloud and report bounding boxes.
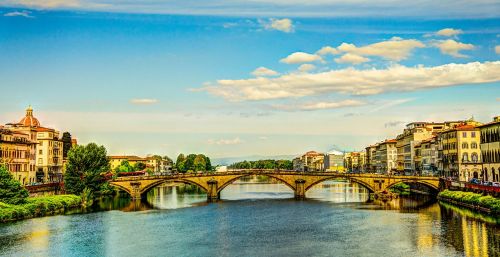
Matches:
[4,0,110,9]
[316,46,339,55]
[3,10,33,18]
[260,18,294,33]
[130,98,158,105]
[251,67,279,77]
[222,22,238,28]
[272,99,366,111]
[436,28,463,37]
[434,39,474,58]
[200,61,500,101]
[495,45,500,54]
[369,98,415,113]
[334,53,370,64]
[336,38,425,61]
[280,52,322,64]
[297,64,316,72]
[3,1,499,18]
[7,0,81,8]
[207,137,243,145]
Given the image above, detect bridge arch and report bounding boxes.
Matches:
[140,178,208,197]
[304,176,376,193]
[385,179,439,194]
[216,174,296,195]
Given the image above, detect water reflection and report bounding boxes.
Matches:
[220,175,294,200]
[306,180,370,202]
[146,183,207,209]
[1,177,500,257]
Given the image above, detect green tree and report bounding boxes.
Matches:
[193,154,207,171]
[184,154,197,172]
[134,162,146,171]
[204,155,212,171]
[115,160,134,173]
[61,132,72,158]
[163,155,173,165]
[176,154,186,173]
[64,143,110,196]
[0,165,29,205]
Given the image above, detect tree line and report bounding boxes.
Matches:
[228,159,293,170]
[175,154,212,173]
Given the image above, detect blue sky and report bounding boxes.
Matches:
[0,1,499,159]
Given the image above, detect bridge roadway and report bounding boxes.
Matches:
[109,169,441,201]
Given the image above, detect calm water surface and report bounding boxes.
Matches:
[1,178,499,257]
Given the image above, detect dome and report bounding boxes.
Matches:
[19,105,40,127]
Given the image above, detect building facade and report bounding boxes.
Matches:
[324,150,345,172]
[3,106,64,183]
[364,145,378,173]
[439,125,482,181]
[0,129,36,184]
[293,151,324,172]
[419,137,439,176]
[479,116,500,182]
[375,139,397,174]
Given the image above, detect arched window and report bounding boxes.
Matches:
[471,142,477,149]
[471,153,478,163]
[462,153,469,162]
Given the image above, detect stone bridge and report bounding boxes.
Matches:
[109,169,441,201]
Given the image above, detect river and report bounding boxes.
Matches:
[0,178,499,257]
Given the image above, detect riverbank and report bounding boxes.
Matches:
[0,195,81,223]
[438,190,500,215]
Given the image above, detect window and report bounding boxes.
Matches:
[38,158,42,165]
[471,132,476,137]
[462,153,469,162]
[39,149,42,154]
[462,142,469,149]
[462,132,467,138]
[471,153,478,163]
[471,142,477,149]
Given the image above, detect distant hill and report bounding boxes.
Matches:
[212,155,297,166]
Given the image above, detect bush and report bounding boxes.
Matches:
[0,165,29,205]
[438,190,500,215]
[0,195,82,223]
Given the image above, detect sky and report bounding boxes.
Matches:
[0,1,499,159]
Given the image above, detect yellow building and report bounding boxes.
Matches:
[479,116,500,182]
[0,128,37,185]
[375,139,397,174]
[344,152,363,173]
[35,127,64,182]
[5,106,64,183]
[439,124,482,181]
[109,155,147,171]
[364,144,378,172]
[396,120,479,173]
[293,151,324,172]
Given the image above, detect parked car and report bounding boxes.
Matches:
[492,182,500,187]
[468,178,480,184]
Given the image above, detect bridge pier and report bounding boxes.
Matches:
[130,181,143,200]
[295,179,306,200]
[207,179,219,202]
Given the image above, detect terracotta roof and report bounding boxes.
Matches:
[18,106,41,127]
[35,127,55,132]
[477,119,500,128]
[442,124,479,132]
[109,155,146,161]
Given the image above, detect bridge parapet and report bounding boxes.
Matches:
[109,170,440,201]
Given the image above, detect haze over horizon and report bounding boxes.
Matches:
[1,1,499,159]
